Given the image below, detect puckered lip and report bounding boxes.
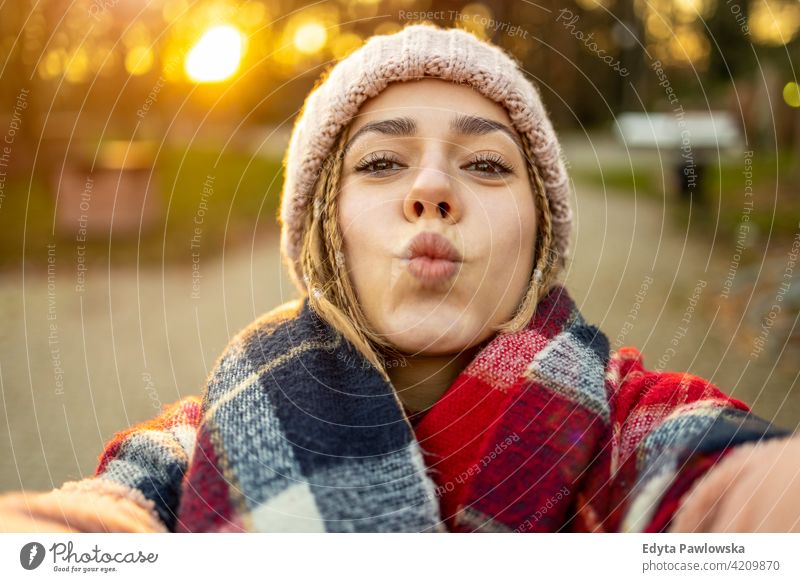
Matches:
[403,231,463,262]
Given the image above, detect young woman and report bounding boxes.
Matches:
[2,23,798,533]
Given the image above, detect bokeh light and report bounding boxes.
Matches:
[185,24,245,83]
[125,46,154,76]
[783,81,800,108]
[750,0,800,45]
[293,21,328,54]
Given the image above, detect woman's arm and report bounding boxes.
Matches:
[669,433,800,532]
[601,347,792,532]
[0,480,166,532]
[0,396,202,533]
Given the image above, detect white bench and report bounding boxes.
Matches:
[614,111,741,199]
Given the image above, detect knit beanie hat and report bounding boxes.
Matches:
[279,22,572,295]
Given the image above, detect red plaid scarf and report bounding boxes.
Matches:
[408,286,785,532]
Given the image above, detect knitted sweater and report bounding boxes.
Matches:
[82,286,788,532]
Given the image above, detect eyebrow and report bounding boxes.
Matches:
[451,114,524,153]
[342,114,523,155]
[343,117,417,156]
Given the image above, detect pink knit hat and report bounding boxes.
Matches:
[280,22,572,294]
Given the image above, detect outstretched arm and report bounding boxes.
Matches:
[0,396,202,533]
[668,432,800,532]
[602,347,793,532]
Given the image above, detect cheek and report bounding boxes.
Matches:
[337,191,391,297]
[338,183,390,244]
[477,191,537,292]
[484,190,536,260]
[339,195,363,253]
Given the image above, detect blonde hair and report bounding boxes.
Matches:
[299,123,560,381]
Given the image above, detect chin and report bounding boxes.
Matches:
[377,310,486,356]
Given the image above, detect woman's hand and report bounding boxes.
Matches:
[0,491,79,532]
[0,481,167,533]
[670,434,800,532]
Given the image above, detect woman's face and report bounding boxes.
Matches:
[338,78,537,356]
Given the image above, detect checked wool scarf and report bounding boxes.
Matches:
[86,286,787,532]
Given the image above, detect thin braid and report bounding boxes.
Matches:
[323,138,361,324]
[322,137,352,309]
[300,129,405,377]
[528,133,556,287]
[491,130,559,335]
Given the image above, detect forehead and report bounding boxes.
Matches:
[347,78,514,134]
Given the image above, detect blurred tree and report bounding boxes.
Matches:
[0,0,796,143]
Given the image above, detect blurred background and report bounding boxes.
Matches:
[0,0,799,492]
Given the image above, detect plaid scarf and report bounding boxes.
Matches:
[89,286,787,532]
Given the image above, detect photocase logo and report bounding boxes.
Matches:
[19,542,46,570]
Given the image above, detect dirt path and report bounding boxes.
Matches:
[1,134,797,492]
[0,228,297,491]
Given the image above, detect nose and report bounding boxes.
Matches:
[403,162,461,224]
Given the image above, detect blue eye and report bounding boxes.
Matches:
[354,153,405,175]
